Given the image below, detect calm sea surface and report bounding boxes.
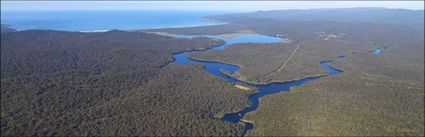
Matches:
[1,10,227,31]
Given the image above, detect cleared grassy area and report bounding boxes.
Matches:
[234,84,251,91]
[216,30,256,39]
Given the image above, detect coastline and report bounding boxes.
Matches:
[2,11,228,33]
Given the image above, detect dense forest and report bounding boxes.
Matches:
[1,30,253,136]
[245,44,424,136]
[1,8,424,136]
[187,20,424,83]
[150,8,424,136]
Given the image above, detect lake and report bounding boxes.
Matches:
[171,33,343,135]
[1,10,226,31]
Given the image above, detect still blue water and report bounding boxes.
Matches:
[174,34,286,51]
[172,34,343,135]
[336,55,345,61]
[219,61,342,134]
[2,9,382,136]
[174,53,240,81]
[1,10,225,31]
[373,48,382,55]
[174,34,286,82]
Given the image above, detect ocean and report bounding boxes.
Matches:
[1,10,227,31]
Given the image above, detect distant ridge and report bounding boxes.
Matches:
[208,8,424,29]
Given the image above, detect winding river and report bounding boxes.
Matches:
[171,34,373,135]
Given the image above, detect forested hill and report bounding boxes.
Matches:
[147,8,424,136]
[208,8,424,29]
[1,30,223,79]
[1,30,252,136]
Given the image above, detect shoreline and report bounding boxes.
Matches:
[3,19,229,33]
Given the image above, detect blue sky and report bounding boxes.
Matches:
[2,1,424,11]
